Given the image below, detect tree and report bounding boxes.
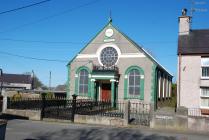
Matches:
[55,84,66,91]
[23,72,46,89]
[32,75,44,89]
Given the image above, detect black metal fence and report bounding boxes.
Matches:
[7,95,125,121]
[129,102,151,126]
[0,96,3,112]
[7,97,42,110]
[6,96,151,126]
[76,100,124,118]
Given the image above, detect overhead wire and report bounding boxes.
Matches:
[0,0,52,15]
[0,0,100,34]
[0,50,68,63]
[0,37,177,45]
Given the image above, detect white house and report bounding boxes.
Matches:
[177,9,209,115]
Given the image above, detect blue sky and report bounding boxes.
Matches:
[0,0,208,86]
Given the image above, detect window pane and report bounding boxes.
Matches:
[84,85,88,94]
[201,88,209,96]
[78,69,88,95]
[79,85,83,94]
[128,69,141,96]
[201,98,209,107]
[202,67,209,77]
[129,76,134,85]
[134,87,140,95]
[129,87,134,95]
[201,58,209,66]
[135,76,140,85]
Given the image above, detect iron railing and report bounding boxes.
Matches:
[188,108,209,117]
[0,96,3,112]
[7,97,42,110]
[129,102,151,126]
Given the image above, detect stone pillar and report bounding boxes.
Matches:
[124,100,130,125]
[2,90,7,113]
[110,79,116,107]
[91,79,96,100]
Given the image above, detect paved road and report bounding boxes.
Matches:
[4,119,209,140]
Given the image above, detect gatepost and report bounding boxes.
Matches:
[124,100,130,125]
[71,94,77,122]
[2,90,7,113]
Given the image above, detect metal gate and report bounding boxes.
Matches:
[129,102,151,126]
[41,98,74,121]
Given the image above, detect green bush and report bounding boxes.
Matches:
[12,93,22,100]
[42,92,54,99]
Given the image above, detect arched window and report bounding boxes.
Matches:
[124,66,144,99]
[78,69,89,95]
[128,69,140,96]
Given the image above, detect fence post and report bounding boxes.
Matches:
[2,90,7,113]
[71,94,77,122]
[41,94,46,120]
[124,100,130,125]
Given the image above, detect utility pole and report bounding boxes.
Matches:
[31,70,34,90]
[0,69,3,95]
[49,71,51,91]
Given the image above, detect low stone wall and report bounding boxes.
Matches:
[150,113,209,133]
[188,117,209,132]
[75,114,127,126]
[5,109,41,121]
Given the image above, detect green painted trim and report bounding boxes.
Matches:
[91,81,95,99]
[151,63,157,103]
[75,66,91,97]
[66,65,71,98]
[111,81,115,107]
[74,76,78,96]
[67,21,113,66]
[124,65,144,100]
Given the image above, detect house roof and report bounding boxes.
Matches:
[67,21,173,77]
[1,73,32,84]
[113,26,173,77]
[178,29,209,55]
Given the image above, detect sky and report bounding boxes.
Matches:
[0,0,208,87]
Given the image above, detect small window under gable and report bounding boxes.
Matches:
[201,58,209,78]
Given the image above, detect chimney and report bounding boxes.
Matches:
[179,8,191,35]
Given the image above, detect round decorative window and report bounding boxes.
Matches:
[100,47,118,67]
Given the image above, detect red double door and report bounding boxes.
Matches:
[101,83,111,101]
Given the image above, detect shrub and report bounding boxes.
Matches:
[12,92,22,100]
[42,92,54,99]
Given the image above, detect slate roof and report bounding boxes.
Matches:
[178,29,209,55]
[1,74,32,84]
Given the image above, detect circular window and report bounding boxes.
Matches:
[100,47,118,67]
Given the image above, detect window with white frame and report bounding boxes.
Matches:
[201,58,209,78]
[128,69,140,96]
[200,87,209,108]
[78,69,89,95]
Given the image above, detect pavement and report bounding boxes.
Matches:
[3,119,209,140]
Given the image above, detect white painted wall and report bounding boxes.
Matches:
[177,55,201,108]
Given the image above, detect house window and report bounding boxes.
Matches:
[78,69,89,95]
[200,87,209,108]
[201,58,209,78]
[128,69,140,96]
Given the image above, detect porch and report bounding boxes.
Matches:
[90,65,119,107]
